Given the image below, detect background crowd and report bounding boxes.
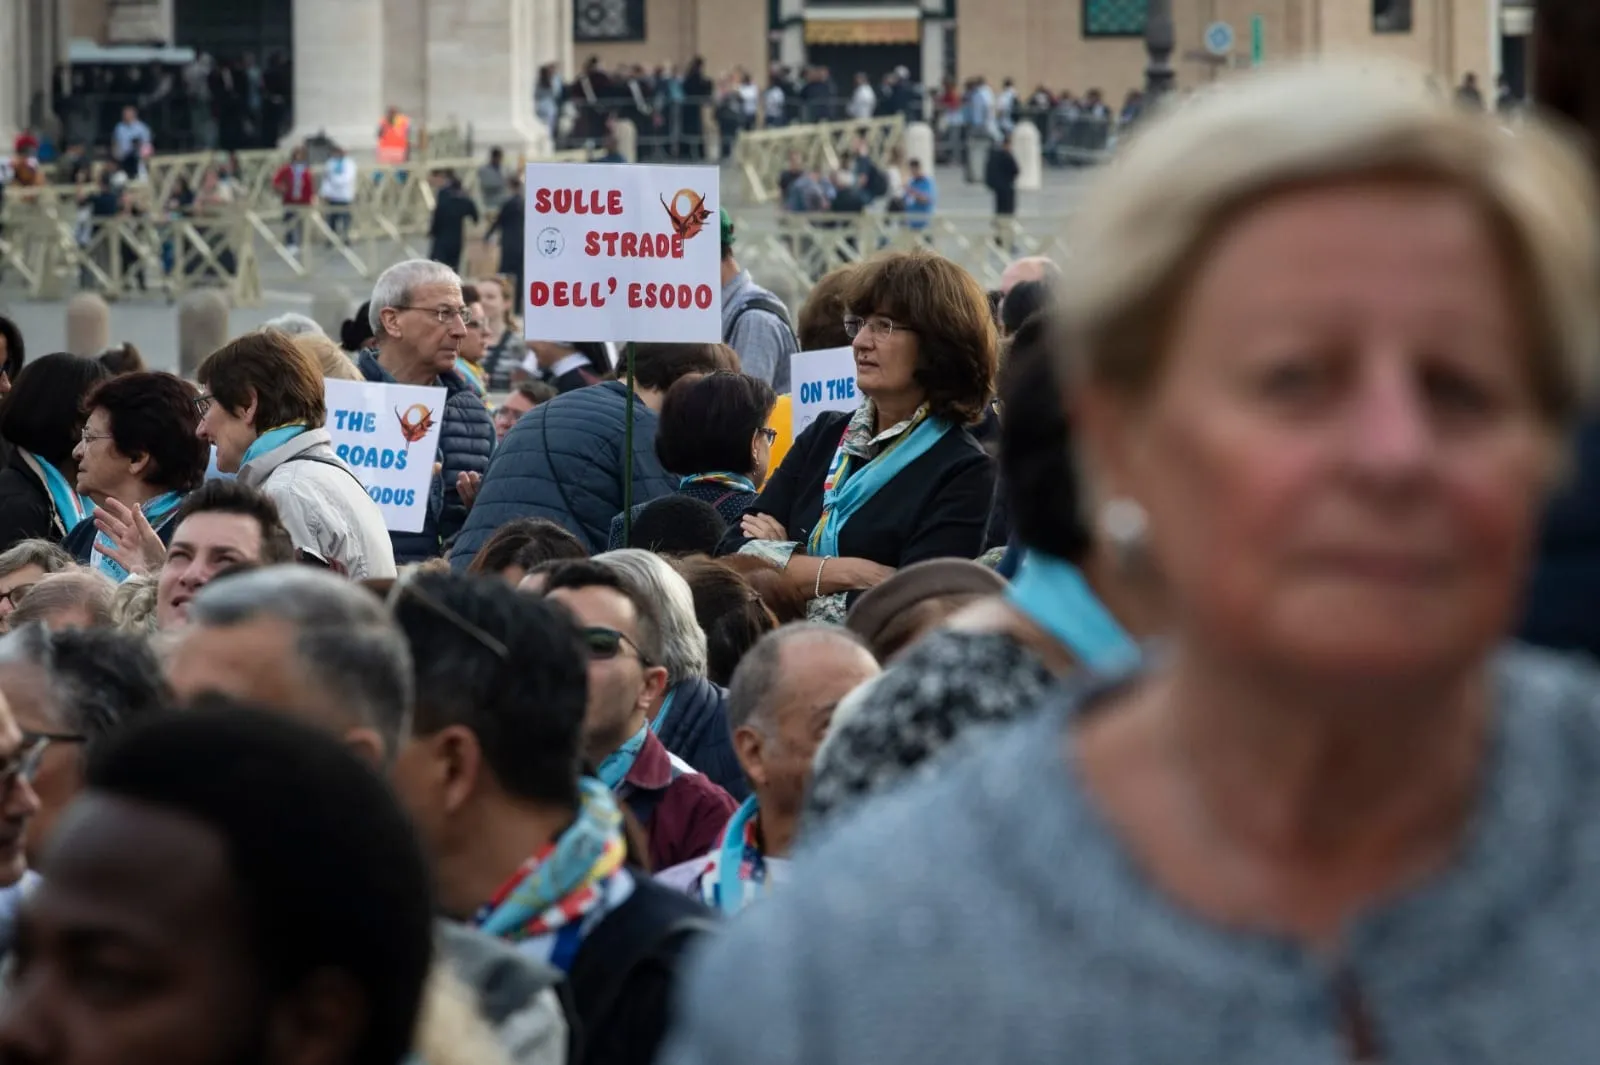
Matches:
[4,4,1600,1063]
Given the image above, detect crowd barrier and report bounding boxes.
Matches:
[734,114,907,205]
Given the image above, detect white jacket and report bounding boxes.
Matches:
[320,156,358,203]
[238,428,397,579]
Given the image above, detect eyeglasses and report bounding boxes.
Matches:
[193,392,214,417]
[0,731,87,800]
[395,305,473,327]
[756,427,778,444]
[386,568,510,661]
[843,314,907,340]
[0,584,34,609]
[582,626,651,666]
[79,428,113,446]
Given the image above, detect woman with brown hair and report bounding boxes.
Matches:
[195,331,396,579]
[718,249,997,620]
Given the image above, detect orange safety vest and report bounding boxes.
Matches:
[377,114,410,164]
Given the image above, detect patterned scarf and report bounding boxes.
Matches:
[474,778,632,971]
[19,450,92,535]
[455,356,487,396]
[808,402,948,558]
[679,472,756,493]
[698,796,770,914]
[596,722,648,789]
[91,491,184,583]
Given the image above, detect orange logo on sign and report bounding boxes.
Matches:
[660,189,713,241]
[395,404,436,445]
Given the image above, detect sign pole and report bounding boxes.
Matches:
[623,340,637,545]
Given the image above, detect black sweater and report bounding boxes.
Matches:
[716,410,996,566]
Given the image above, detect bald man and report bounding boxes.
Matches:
[998,255,1060,295]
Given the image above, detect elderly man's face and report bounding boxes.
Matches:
[0,689,42,887]
[385,281,467,378]
[0,661,85,868]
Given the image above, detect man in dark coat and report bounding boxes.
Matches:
[428,171,480,273]
[449,342,738,563]
[985,133,1020,218]
[362,260,495,562]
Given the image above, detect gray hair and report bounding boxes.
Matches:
[187,566,414,752]
[369,259,463,335]
[0,540,75,582]
[0,622,170,759]
[594,549,708,686]
[260,312,325,338]
[111,574,160,634]
[8,571,116,630]
[726,623,871,732]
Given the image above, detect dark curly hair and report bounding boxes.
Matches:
[655,372,776,478]
[842,249,997,424]
[84,372,208,492]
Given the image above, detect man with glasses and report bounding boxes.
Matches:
[384,569,714,1065]
[0,683,45,960]
[359,259,495,563]
[0,625,169,869]
[541,561,736,871]
[0,541,74,633]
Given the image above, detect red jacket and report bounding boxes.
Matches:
[273,163,316,205]
[618,728,736,871]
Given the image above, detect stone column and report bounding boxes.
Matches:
[426,0,546,157]
[284,0,385,151]
[0,1,18,148]
[1012,121,1042,191]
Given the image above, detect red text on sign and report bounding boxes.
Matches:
[627,282,715,310]
[528,278,618,308]
[584,231,686,259]
[532,188,625,215]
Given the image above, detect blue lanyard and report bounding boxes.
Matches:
[713,796,762,914]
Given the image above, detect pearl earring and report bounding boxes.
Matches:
[1099,497,1148,563]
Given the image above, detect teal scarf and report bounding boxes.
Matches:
[241,423,309,468]
[649,689,677,736]
[597,723,649,789]
[1005,550,1139,671]
[22,451,92,534]
[808,414,951,557]
[92,491,184,583]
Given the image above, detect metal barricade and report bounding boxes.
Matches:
[733,114,907,205]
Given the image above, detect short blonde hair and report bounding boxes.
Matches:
[111,574,160,635]
[1061,60,1600,431]
[292,333,364,382]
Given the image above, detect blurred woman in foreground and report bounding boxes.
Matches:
[664,61,1600,1063]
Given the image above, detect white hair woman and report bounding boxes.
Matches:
[593,549,749,800]
[660,61,1600,1063]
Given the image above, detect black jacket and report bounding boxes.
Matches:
[488,195,525,274]
[986,148,1020,216]
[429,183,480,258]
[61,501,182,564]
[1521,420,1600,657]
[716,410,996,568]
[357,350,495,562]
[450,381,676,564]
[0,452,63,553]
[654,676,748,802]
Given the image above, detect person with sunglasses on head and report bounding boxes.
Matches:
[717,249,997,623]
[0,624,169,873]
[358,260,495,563]
[382,569,714,1065]
[541,560,737,871]
[196,331,396,580]
[608,372,778,551]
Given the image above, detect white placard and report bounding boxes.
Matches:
[323,378,447,533]
[523,163,722,343]
[791,346,860,442]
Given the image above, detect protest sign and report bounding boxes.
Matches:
[523,163,722,343]
[790,346,860,442]
[323,378,446,533]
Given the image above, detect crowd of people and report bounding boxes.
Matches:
[5,7,1600,1061]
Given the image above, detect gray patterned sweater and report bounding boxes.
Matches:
[664,645,1600,1065]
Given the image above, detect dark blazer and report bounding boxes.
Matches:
[61,501,182,564]
[0,452,61,553]
[653,676,748,802]
[715,410,996,570]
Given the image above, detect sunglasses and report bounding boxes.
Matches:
[582,626,651,666]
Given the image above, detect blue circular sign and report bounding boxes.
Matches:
[1204,21,1236,56]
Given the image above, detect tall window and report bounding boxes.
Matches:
[1082,0,1147,38]
[1373,0,1413,33]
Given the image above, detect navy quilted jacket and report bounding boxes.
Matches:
[656,675,749,802]
[449,381,677,565]
[357,349,494,562]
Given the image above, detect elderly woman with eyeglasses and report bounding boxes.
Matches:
[195,330,396,580]
[717,249,997,620]
[664,63,1600,1065]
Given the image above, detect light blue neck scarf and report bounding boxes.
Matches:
[704,795,767,914]
[649,688,677,736]
[597,723,649,789]
[1005,550,1140,672]
[92,491,184,583]
[808,414,952,558]
[240,423,309,468]
[23,451,92,534]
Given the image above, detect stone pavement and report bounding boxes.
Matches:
[0,162,1091,377]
